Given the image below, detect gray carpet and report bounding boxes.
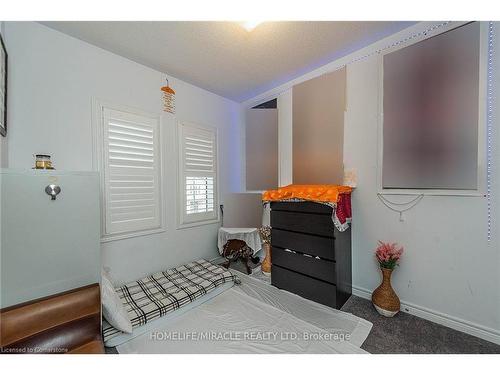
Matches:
[341,295,500,354]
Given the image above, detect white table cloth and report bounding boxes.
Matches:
[217,227,262,256]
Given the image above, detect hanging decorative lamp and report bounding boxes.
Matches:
[161,77,175,114]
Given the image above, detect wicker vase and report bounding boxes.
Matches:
[261,243,272,275]
[372,267,400,317]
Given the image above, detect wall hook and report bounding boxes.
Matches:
[45,184,61,200]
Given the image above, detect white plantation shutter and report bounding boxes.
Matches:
[185,176,215,214]
[101,107,162,237]
[179,123,218,225]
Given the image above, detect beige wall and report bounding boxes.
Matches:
[292,67,345,184]
[222,193,263,228]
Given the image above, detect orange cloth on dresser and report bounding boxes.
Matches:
[262,184,353,204]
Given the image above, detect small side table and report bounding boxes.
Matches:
[217,227,262,256]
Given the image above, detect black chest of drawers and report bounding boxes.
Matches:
[270,201,352,309]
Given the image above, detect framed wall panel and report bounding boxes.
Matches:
[382,22,480,190]
[292,68,346,184]
[245,107,278,191]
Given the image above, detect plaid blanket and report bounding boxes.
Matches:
[103,259,237,341]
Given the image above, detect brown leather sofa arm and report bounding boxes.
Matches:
[0,283,104,354]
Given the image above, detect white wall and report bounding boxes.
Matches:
[2,22,244,284]
[345,55,500,343]
[277,89,292,187]
[0,21,7,168]
[245,21,500,343]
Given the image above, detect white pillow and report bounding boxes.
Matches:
[101,271,133,333]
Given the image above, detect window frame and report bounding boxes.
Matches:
[377,22,488,197]
[92,98,165,242]
[177,121,220,229]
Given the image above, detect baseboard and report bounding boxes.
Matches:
[352,285,500,345]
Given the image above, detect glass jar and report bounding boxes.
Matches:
[34,154,54,169]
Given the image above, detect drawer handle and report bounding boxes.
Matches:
[284,248,323,261]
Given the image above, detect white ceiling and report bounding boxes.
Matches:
[41,21,414,102]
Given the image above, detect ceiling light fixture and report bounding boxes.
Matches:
[239,21,263,32]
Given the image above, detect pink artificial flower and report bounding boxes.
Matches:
[375,241,404,269]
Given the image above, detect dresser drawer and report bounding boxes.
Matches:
[272,247,336,284]
[271,265,337,308]
[270,201,332,214]
[271,210,335,237]
[272,228,335,261]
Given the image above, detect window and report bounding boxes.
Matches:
[95,102,163,240]
[382,22,481,192]
[178,122,218,226]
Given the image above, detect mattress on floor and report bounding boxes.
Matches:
[116,287,368,354]
[103,259,237,343]
[103,282,234,347]
[231,270,372,347]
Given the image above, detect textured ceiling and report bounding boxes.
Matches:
[41,21,414,102]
